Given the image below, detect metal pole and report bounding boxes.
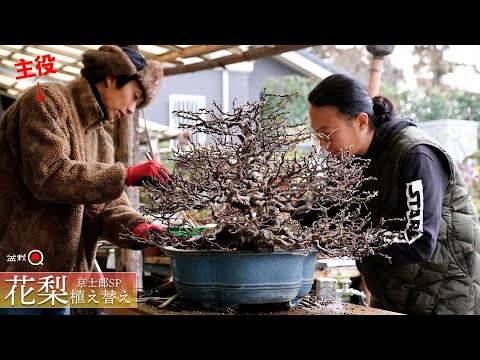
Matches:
[368,56,385,97]
[366,45,395,98]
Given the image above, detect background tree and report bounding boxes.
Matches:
[311,45,404,86]
[262,75,317,125]
[261,46,406,126]
[381,83,480,122]
[412,45,453,88]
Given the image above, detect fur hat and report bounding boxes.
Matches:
[81,45,163,109]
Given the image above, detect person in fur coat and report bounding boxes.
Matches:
[0,46,169,314]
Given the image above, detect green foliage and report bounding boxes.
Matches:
[262,74,480,126]
[380,84,480,122]
[262,74,317,125]
[262,76,480,125]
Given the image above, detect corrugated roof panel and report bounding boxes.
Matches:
[139,45,168,55]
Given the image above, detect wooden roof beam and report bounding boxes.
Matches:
[32,45,83,61]
[152,45,237,63]
[163,45,311,76]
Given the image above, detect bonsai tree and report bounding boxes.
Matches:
[123,92,399,260]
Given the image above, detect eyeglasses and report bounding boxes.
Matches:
[311,114,356,150]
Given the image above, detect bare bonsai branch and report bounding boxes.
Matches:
[122,91,401,259]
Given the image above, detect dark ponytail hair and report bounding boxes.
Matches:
[371,95,396,126]
[308,74,396,129]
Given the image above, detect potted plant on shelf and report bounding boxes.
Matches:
[123,92,398,309]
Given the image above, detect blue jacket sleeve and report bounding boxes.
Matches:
[385,145,450,263]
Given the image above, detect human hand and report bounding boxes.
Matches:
[125,160,171,186]
[131,223,164,240]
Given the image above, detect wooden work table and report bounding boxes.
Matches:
[101,296,402,315]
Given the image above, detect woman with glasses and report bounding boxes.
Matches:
[306,73,480,315]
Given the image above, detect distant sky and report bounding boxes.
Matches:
[388,45,480,93]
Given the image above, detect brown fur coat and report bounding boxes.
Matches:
[0,77,148,272]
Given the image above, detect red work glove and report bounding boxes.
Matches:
[125,160,171,186]
[131,223,164,240]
